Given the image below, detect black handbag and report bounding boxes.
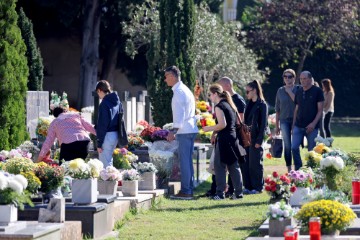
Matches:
[118,111,129,147]
[270,137,283,158]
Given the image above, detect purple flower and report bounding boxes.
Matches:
[151,130,170,140]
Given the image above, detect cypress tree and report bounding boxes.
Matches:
[18,8,44,91]
[148,0,196,127]
[0,0,29,150]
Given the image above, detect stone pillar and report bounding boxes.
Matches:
[145,96,153,125]
[131,97,136,131]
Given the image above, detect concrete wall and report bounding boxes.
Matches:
[38,37,146,109]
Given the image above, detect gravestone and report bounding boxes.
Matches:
[38,198,65,223]
[26,91,49,139]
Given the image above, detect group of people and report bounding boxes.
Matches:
[37,64,335,201]
[38,80,123,169]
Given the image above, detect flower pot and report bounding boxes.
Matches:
[71,178,97,204]
[0,205,17,224]
[269,218,294,237]
[98,180,118,195]
[139,172,156,190]
[289,187,310,206]
[122,180,138,197]
[322,230,340,239]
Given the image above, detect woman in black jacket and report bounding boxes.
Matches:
[242,80,268,194]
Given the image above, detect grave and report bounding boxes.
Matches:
[0,221,62,240]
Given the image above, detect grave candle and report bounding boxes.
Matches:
[309,217,321,240]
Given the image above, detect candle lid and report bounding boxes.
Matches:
[309,217,321,222]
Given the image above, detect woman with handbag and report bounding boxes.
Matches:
[203,84,245,200]
[275,69,300,172]
[242,80,268,194]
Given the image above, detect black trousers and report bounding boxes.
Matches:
[60,140,90,161]
[241,145,264,192]
[210,174,234,194]
[323,112,333,138]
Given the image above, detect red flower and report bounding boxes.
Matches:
[265,186,272,191]
[272,171,279,178]
[266,153,272,159]
[290,186,297,193]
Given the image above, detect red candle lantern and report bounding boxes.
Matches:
[352,178,360,205]
[284,231,295,240]
[309,217,321,240]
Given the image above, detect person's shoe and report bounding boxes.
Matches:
[205,190,216,197]
[230,194,244,200]
[212,194,225,200]
[249,189,262,194]
[243,189,251,195]
[225,191,234,198]
[170,192,194,200]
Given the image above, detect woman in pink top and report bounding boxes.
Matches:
[37,107,96,162]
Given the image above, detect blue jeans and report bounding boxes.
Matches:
[99,131,118,167]
[176,133,197,195]
[280,120,292,167]
[291,126,318,170]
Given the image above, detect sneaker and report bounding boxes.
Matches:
[249,189,262,194]
[243,189,251,195]
[225,191,233,198]
[205,190,216,197]
[212,194,225,200]
[170,192,194,200]
[230,194,244,200]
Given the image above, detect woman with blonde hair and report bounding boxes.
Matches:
[203,83,245,200]
[242,80,268,194]
[321,78,335,138]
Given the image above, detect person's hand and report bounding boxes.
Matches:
[275,126,280,136]
[210,134,216,145]
[202,126,211,132]
[36,156,43,163]
[306,123,315,134]
[97,147,103,154]
[166,132,176,141]
[255,143,261,148]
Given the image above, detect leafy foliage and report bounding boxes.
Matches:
[18,8,44,91]
[0,0,29,150]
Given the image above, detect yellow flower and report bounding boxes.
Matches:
[69,158,84,170]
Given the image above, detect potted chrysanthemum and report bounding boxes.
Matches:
[288,168,314,206]
[295,199,356,236]
[121,169,140,197]
[267,200,296,237]
[62,158,103,204]
[98,166,122,195]
[135,162,158,190]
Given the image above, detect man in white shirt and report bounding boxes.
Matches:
[165,66,199,200]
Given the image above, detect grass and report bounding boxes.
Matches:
[108,123,360,240]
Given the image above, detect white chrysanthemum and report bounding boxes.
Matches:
[0,173,9,190]
[8,178,24,193]
[13,174,28,189]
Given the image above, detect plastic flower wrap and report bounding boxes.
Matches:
[121,169,140,181]
[81,106,94,114]
[288,168,314,188]
[162,123,173,130]
[134,162,157,174]
[34,162,64,193]
[320,155,345,191]
[267,113,276,130]
[62,158,104,179]
[303,186,349,204]
[305,151,323,168]
[36,116,55,139]
[113,148,138,170]
[99,166,122,181]
[315,136,334,147]
[267,200,296,221]
[313,143,332,155]
[148,141,178,180]
[295,200,356,234]
[264,171,296,200]
[0,171,33,209]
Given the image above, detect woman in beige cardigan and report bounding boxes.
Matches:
[321,79,335,138]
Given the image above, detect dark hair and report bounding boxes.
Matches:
[164,66,181,79]
[95,80,112,93]
[209,83,237,112]
[53,107,65,118]
[301,71,313,79]
[247,80,265,101]
[321,78,334,93]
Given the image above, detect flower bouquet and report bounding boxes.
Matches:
[134,162,157,174]
[313,143,332,155]
[288,168,314,205]
[267,113,276,130]
[140,126,162,142]
[305,151,323,168]
[98,166,122,195]
[113,148,138,169]
[162,123,173,130]
[127,133,145,150]
[0,171,33,211]
[267,199,296,236]
[36,116,54,140]
[196,100,210,112]
[196,129,212,143]
[121,169,140,181]
[320,155,345,191]
[295,199,356,234]
[264,171,296,203]
[151,129,170,141]
[34,162,64,194]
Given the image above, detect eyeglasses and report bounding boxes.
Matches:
[283,75,294,79]
[246,89,254,94]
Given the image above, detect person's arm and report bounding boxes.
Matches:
[306,101,324,134]
[38,122,57,161]
[255,103,268,146]
[292,105,298,130]
[96,105,110,149]
[275,89,281,135]
[285,87,296,101]
[167,93,186,141]
[81,115,96,135]
[323,92,333,113]
[203,107,226,132]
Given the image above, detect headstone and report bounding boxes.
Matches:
[145,96,153,125]
[38,198,65,223]
[131,97,136,130]
[124,100,132,132]
[26,91,49,139]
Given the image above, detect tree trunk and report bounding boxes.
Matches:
[100,39,118,82]
[295,39,313,84]
[77,0,101,109]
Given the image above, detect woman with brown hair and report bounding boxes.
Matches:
[242,80,268,194]
[321,79,335,138]
[203,83,245,200]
